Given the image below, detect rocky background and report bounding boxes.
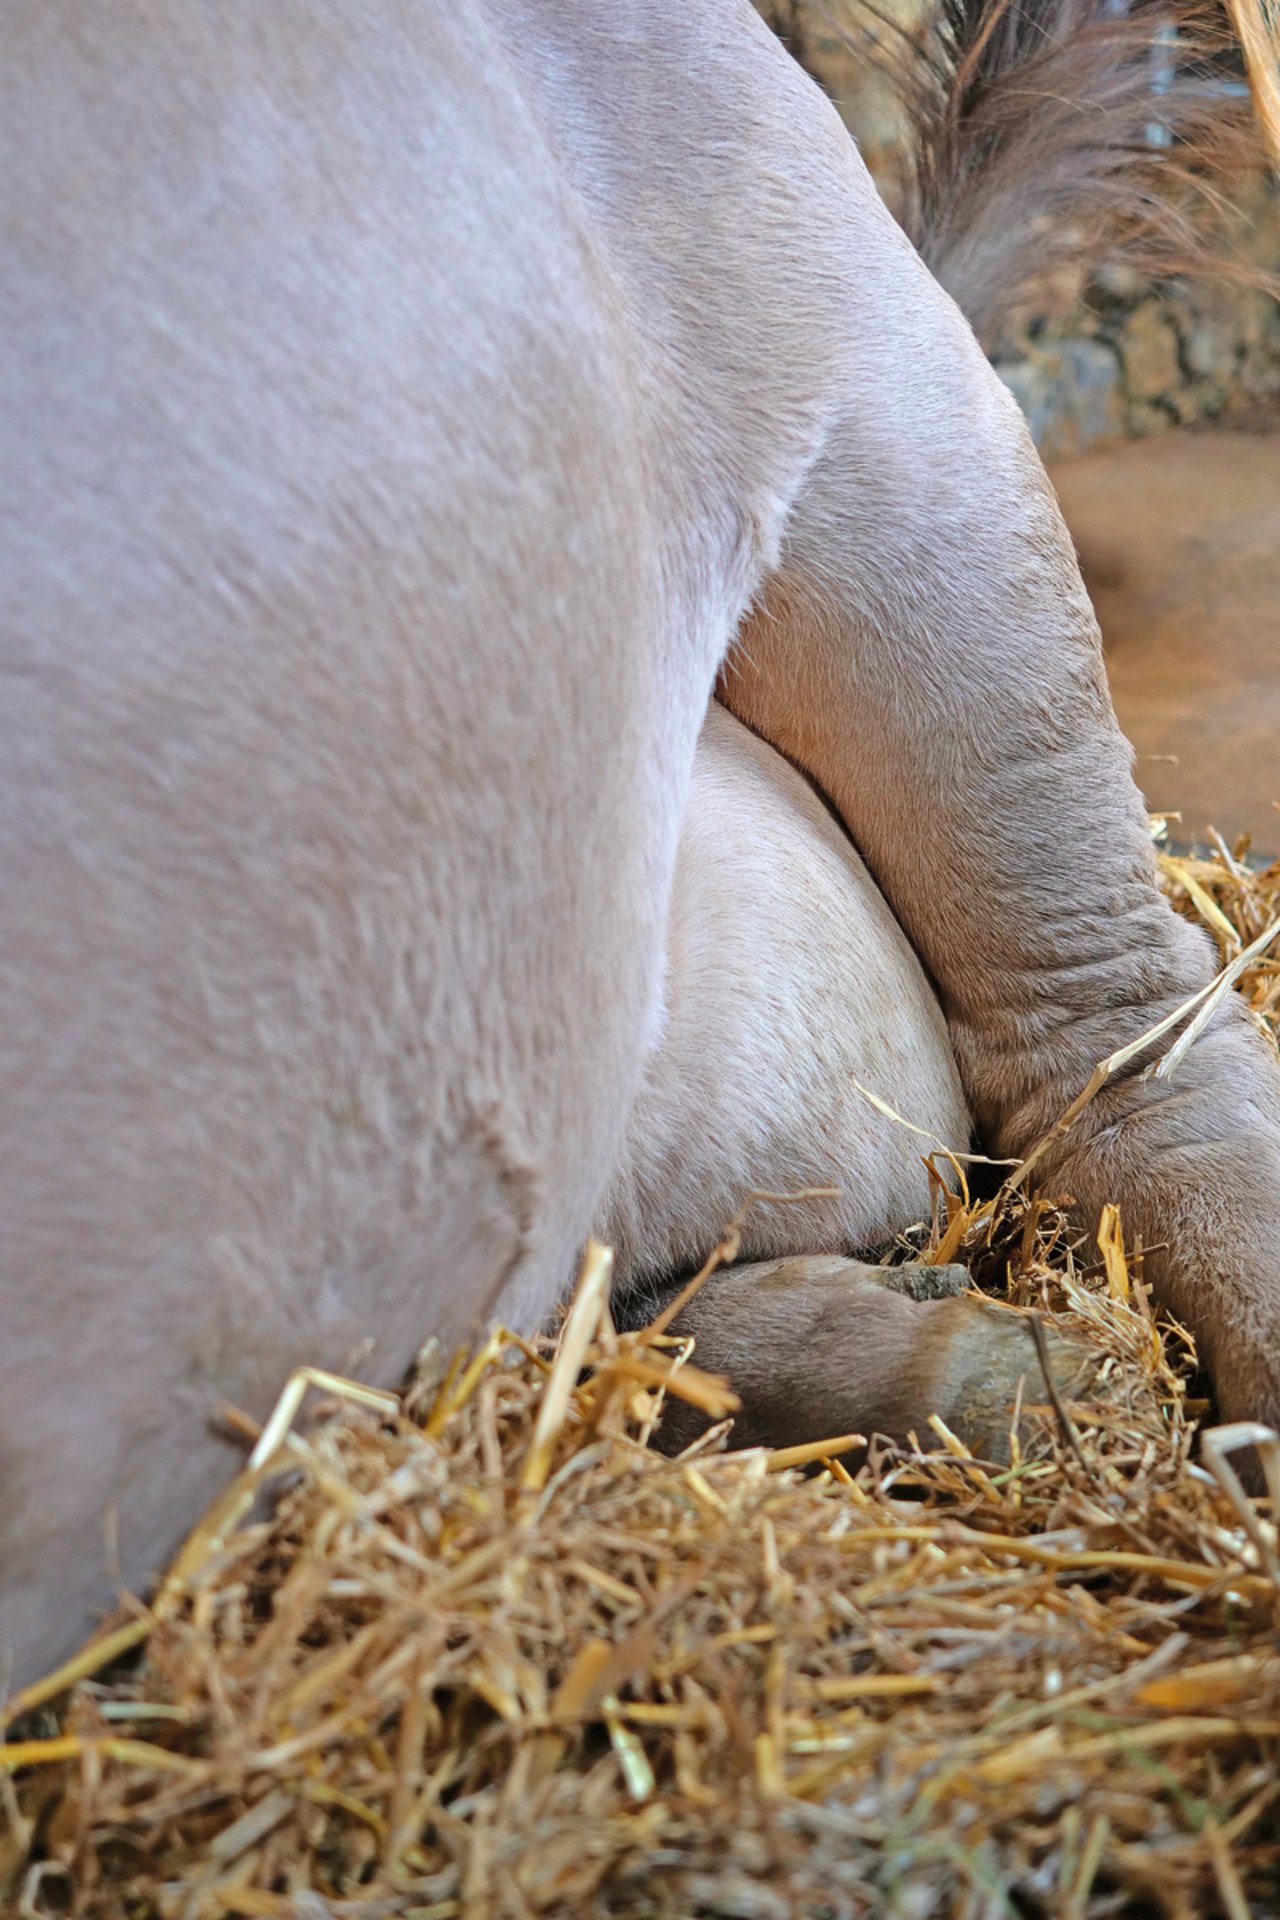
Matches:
[757,0,1280,458]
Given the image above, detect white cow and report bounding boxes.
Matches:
[2,0,1278,1688]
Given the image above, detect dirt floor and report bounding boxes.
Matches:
[1053,423,1280,849]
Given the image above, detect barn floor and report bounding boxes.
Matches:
[1055,423,1280,849]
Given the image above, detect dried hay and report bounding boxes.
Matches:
[3,834,1280,1920]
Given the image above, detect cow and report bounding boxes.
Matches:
[3,0,1279,1691]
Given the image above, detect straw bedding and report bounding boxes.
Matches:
[3,833,1279,1920]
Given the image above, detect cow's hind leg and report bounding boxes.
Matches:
[617,1255,1097,1463]
[716,158,1280,1434]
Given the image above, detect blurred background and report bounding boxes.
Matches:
[758,0,1280,845]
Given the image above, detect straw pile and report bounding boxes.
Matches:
[3,836,1279,1920]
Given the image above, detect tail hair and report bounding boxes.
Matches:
[845,0,1278,345]
[1224,0,1280,171]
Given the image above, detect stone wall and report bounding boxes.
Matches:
[992,171,1280,458]
[756,0,1280,456]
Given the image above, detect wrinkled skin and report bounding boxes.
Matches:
[2,0,1279,1689]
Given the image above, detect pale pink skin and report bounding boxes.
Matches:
[2,0,1278,1687]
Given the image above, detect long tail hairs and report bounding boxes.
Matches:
[1224,0,1280,167]
[839,0,1280,344]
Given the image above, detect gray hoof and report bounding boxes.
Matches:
[870,1261,972,1302]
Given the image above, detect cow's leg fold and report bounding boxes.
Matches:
[596,701,972,1286]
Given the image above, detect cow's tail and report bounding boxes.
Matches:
[869,0,1279,346]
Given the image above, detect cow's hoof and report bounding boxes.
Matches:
[930,1300,1101,1464]
[867,1261,972,1302]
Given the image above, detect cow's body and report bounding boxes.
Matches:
[3,0,1279,1688]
